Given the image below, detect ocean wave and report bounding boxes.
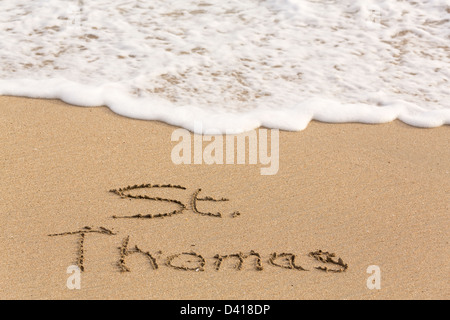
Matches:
[0,0,449,133]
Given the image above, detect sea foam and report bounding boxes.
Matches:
[0,0,449,133]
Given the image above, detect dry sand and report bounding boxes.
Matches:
[0,95,449,300]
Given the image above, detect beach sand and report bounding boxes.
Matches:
[0,95,448,300]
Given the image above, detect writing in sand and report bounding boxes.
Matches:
[48,183,349,274]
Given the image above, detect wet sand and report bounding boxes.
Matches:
[0,96,449,299]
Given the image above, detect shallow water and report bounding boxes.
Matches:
[0,0,449,132]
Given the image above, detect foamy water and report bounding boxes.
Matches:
[0,0,449,133]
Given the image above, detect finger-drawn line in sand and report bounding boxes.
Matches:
[196,196,230,202]
[48,230,348,274]
[166,252,206,271]
[48,226,116,272]
[118,236,159,272]
[269,252,308,271]
[192,188,226,218]
[214,250,263,271]
[110,184,187,195]
[309,250,349,273]
[231,211,241,218]
[109,183,240,219]
[110,184,187,219]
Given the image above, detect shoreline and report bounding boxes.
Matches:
[1,96,449,299]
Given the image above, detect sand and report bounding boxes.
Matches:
[0,95,449,300]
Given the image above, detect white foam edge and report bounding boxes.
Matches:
[0,78,448,134]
